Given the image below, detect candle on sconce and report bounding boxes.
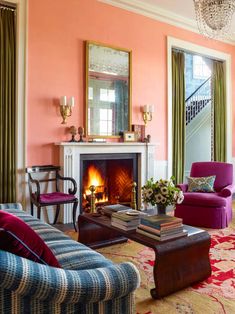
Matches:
[143,105,149,113]
[69,96,75,107]
[60,96,67,107]
[149,105,154,113]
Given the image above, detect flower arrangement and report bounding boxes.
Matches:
[142,177,184,207]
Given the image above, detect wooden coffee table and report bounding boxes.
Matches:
[78,213,211,299]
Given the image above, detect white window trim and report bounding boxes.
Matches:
[5,0,27,205]
[167,36,232,178]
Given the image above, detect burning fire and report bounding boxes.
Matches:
[84,165,108,203]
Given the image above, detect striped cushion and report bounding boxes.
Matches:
[0,207,112,270]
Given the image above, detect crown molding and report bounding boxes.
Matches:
[98,0,235,45]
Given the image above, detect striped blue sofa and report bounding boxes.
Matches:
[0,203,140,314]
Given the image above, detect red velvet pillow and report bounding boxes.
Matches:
[0,211,61,268]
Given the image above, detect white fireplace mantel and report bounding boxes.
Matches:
[56,142,158,223]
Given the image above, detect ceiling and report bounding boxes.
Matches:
[99,0,235,43]
[140,0,235,29]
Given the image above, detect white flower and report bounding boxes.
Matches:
[173,191,178,200]
[146,188,153,198]
[160,186,168,195]
[161,197,167,204]
[155,193,163,203]
[176,191,184,204]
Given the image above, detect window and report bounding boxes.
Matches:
[99,109,113,135]
[100,88,115,102]
[193,56,211,80]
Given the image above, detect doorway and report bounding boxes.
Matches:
[184,53,212,179]
[167,37,232,180]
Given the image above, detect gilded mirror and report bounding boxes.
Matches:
[86,41,132,138]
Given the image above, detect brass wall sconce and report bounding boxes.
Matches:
[142,105,154,126]
[60,96,75,124]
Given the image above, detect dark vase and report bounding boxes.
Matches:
[157,204,166,215]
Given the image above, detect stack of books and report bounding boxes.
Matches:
[136,214,187,241]
[111,211,140,231]
[102,204,132,217]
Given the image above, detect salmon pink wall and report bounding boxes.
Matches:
[27,0,235,165]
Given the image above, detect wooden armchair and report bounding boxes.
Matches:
[26,165,78,231]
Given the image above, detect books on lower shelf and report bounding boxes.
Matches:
[136,214,187,241]
[111,211,140,231]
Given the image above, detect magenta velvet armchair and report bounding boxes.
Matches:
[175,162,234,229]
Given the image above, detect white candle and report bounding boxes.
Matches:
[60,96,67,107]
[69,96,75,107]
[143,105,149,113]
[149,105,154,113]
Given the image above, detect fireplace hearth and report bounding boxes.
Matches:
[80,153,138,213]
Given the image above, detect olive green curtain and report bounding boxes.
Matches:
[0,8,16,203]
[172,50,185,184]
[213,60,226,162]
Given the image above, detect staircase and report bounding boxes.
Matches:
[185,76,212,180]
[186,77,211,125]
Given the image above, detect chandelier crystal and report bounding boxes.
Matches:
[194,0,235,39]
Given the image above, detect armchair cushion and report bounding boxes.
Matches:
[0,211,61,268]
[182,192,227,207]
[187,175,216,192]
[38,192,76,204]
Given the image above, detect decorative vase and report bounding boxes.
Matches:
[157,203,167,215]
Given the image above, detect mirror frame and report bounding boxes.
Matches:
[85,40,132,138]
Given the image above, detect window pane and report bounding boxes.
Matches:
[108,90,115,102]
[88,87,93,100]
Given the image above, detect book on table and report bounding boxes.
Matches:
[112,211,140,222]
[138,222,183,235]
[136,227,188,241]
[140,214,182,230]
[111,221,138,231]
[111,211,140,231]
[111,216,140,227]
[102,204,132,216]
[137,224,184,236]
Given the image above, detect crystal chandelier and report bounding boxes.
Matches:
[194,0,235,39]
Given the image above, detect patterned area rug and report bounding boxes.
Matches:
[66,213,235,314]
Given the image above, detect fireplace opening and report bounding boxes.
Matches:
[80,153,138,213]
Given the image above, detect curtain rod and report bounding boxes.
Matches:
[0,1,16,11]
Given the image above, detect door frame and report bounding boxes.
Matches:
[167,36,232,178]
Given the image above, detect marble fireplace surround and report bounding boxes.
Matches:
[56,142,157,224]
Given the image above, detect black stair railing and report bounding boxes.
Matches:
[186,76,211,125]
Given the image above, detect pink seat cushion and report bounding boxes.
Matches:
[183,192,227,207]
[0,211,61,267]
[39,192,76,204]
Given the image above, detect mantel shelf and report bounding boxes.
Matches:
[56,142,159,147]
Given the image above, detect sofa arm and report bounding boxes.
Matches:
[219,184,235,197]
[177,183,188,193]
[0,203,23,211]
[0,250,140,304]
